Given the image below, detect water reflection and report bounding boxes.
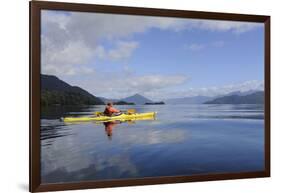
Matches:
[40,104,265,183]
[103,121,119,140]
[41,120,73,147]
[41,151,139,183]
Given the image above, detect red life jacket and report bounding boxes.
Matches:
[104,106,120,116]
[104,106,112,116]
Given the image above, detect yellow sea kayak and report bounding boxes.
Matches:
[63,112,156,122]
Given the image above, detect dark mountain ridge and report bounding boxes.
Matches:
[41,74,104,106]
[204,91,264,104]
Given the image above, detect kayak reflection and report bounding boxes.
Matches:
[103,121,119,140]
[102,115,156,140]
[103,120,137,140]
[63,111,156,123]
[64,113,157,139]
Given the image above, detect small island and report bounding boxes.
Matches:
[145,101,165,105]
[113,101,135,105]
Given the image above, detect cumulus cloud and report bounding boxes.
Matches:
[186,19,262,34]
[41,10,187,76]
[41,38,93,75]
[107,41,139,61]
[163,80,264,99]
[41,10,262,76]
[187,43,206,51]
[185,40,225,51]
[40,11,263,100]
[211,40,225,47]
[62,69,262,100]
[91,41,139,61]
[65,73,188,100]
[128,75,187,92]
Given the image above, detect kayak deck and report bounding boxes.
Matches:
[63,112,156,122]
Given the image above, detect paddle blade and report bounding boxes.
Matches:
[127,109,136,114]
[94,112,103,116]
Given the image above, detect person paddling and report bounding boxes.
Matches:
[103,102,122,116]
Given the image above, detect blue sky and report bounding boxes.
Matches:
[125,27,264,87]
[41,10,264,100]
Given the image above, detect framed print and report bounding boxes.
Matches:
[30,1,270,192]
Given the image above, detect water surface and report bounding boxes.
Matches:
[40,104,264,183]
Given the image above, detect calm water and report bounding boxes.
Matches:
[40,104,264,184]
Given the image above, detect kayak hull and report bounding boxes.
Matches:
[63,112,156,122]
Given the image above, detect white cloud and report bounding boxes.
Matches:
[65,73,188,99]
[212,40,225,47]
[185,40,225,51]
[187,19,263,34]
[41,38,93,75]
[41,10,262,77]
[128,75,187,92]
[163,80,264,99]
[187,43,206,51]
[41,10,187,77]
[107,41,139,61]
[61,68,263,100]
[118,129,187,145]
[92,41,139,61]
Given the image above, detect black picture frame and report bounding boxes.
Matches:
[30,1,270,192]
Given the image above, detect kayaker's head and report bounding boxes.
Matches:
[107,102,113,107]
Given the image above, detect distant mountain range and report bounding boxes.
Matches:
[100,94,153,105]
[113,101,135,105]
[41,74,264,106]
[165,90,264,104]
[100,94,166,105]
[204,91,264,104]
[224,90,260,97]
[99,97,119,103]
[165,96,214,104]
[145,102,165,105]
[121,94,153,105]
[41,74,104,106]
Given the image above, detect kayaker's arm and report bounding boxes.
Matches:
[109,107,120,113]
